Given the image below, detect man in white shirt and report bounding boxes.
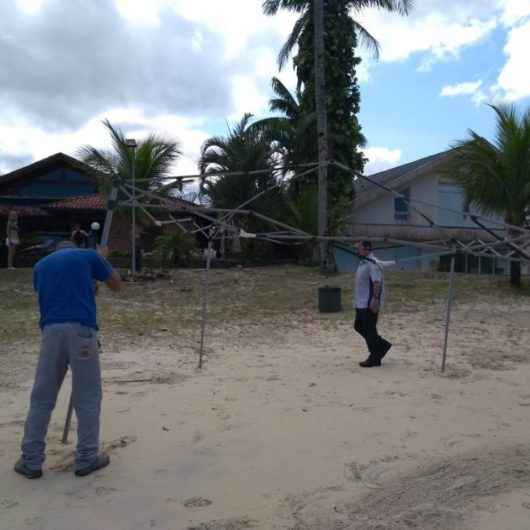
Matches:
[354,240,392,367]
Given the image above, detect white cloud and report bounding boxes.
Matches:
[357,3,498,69]
[364,147,402,174]
[494,18,530,102]
[441,81,483,97]
[431,1,530,106]
[113,0,162,26]
[0,0,297,173]
[15,0,45,15]
[229,75,270,121]
[499,0,530,26]
[357,59,371,83]
[0,107,209,175]
[171,0,296,60]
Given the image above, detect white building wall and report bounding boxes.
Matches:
[351,173,439,226]
[348,170,520,274]
[352,172,505,229]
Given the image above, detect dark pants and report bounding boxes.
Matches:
[354,308,391,360]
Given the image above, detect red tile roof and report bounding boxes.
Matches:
[47,194,106,210]
[47,192,197,212]
[0,205,49,217]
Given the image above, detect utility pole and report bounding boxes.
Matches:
[313,0,329,273]
[126,138,138,279]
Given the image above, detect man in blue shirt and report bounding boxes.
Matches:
[15,242,121,479]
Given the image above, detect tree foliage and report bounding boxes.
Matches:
[79,119,181,192]
[450,104,530,287]
[199,113,280,214]
[262,0,411,230]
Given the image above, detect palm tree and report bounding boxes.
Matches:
[79,119,181,193]
[450,104,530,287]
[263,0,411,70]
[264,1,410,235]
[199,113,278,211]
[251,77,316,175]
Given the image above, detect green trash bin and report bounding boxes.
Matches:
[318,286,342,313]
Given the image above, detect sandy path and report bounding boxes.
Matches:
[1,299,530,530]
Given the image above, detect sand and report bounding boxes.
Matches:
[1,273,530,530]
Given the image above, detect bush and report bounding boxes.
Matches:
[154,231,198,267]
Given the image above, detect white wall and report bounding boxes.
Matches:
[352,172,505,229]
[351,173,439,226]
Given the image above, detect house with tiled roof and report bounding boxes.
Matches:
[0,153,106,259]
[0,153,202,266]
[336,150,513,274]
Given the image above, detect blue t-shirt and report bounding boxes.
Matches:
[33,249,112,330]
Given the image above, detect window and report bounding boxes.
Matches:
[438,183,465,226]
[394,188,410,222]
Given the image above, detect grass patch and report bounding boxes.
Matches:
[1,267,528,346]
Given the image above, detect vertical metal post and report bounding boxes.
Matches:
[313,0,329,273]
[441,252,456,372]
[100,187,118,247]
[131,147,137,278]
[61,394,74,445]
[62,185,119,444]
[198,239,213,370]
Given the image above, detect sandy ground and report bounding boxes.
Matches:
[1,269,530,530]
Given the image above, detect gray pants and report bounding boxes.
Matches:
[21,323,102,471]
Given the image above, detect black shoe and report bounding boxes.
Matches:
[75,454,110,477]
[379,343,392,362]
[359,358,381,368]
[14,458,42,479]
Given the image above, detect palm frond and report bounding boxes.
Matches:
[352,19,380,59]
[263,0,307,16]
[270,77,299,116]
[350,0,412,16]
[278,14,307,69]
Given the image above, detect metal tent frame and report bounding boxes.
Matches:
[61,160,530,443]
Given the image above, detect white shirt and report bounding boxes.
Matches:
[354,253,384,309]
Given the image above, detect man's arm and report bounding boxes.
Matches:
[95,246,122,291]
[370,281,382,313]
[105,269,122,291]
[368,262,383,313]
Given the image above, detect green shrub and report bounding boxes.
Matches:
[154,231,198,267]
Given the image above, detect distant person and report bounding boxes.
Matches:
[6,211,20,269]
[354,240,392,368]
[15,241,121,479]
[71,224,88,248]
[87,222,101,249]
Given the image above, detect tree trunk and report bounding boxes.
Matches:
[313,0,329,274]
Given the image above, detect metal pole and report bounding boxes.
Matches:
[131,146,137,278]
[198,239,213,370]
[441,252,456,372]
[61,394,74,444]
[313,0,329,273]
[62,185,119,444]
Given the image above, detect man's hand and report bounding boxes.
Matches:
[369,298,380,314]
[97,245,109,259]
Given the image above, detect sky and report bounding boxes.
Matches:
[0,0,529,178]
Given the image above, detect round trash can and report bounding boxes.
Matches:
[318,286,342,313]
